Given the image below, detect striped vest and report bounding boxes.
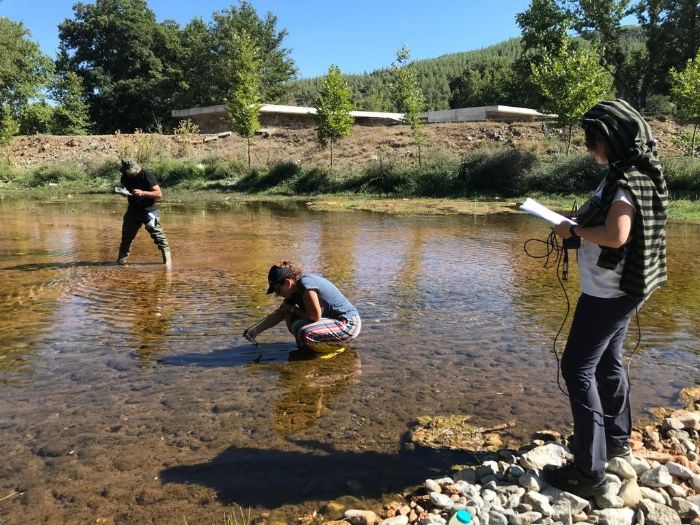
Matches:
[578,99,668,297]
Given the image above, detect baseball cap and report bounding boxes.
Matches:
[266,265,294,294]
[120,157,141,176]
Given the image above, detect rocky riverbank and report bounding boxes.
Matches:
[297,387,700,525]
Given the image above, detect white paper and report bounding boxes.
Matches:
[519,198,576,226]
[114,186,132,196]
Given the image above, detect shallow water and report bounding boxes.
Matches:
[0,198,698,524]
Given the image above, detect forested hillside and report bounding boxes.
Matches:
[1,0,699,138]
[287,39,523,112]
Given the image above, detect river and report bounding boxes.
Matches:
[0,198,698,524]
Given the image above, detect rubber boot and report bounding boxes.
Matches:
[160,247,172,267]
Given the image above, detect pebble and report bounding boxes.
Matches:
[329,404,700,525]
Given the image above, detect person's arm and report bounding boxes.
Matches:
[133,184,162,199]
[287,290,322,322]
[245,306,287,338]
[554,200,635,249]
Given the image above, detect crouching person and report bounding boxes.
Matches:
[116,157,171,267]
[244,261,361,356]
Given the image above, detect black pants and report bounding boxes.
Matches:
[561,293,643,480]
[119,209,169,257]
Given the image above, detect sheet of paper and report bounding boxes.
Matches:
[519,197,576,226]
[114,186,131,196]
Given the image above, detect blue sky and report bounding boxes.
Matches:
[1,0,533,79]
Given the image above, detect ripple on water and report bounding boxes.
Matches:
[0,202,698,524]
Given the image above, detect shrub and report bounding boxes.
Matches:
[525,154,601,194]
[664,156,700,197]
[460,148,537,196]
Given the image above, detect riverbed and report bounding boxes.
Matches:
[0,198,698,524]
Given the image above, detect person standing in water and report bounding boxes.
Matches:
[243,261,361,355]
[116,157,171,267]
[546,99,668,497]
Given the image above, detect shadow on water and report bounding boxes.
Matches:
[157,342,299,366]
[3,261,166,271]
[159,441,478,508]
[3,260,117,271]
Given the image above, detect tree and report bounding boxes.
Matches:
[390,46,426,165]
[57,0,182,132]
[531,37,613,154]
[210,1,296,105]
[0,105,20,146]
[227,30,262,171]
[52,71,91,134]
[19,100,54,135]
[449,57,525,108]
[670,49,700,156]
[635,0,700,99]
[0,17,53,139]
[314,64,354,168]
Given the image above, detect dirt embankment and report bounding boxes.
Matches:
[6,117,690,171]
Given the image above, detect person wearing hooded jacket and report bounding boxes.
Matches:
[547,99,668,497]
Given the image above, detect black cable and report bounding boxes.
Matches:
[523,231,643,419]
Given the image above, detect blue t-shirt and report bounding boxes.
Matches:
[285,273,358,320]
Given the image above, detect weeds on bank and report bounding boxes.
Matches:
[3,148,700,214]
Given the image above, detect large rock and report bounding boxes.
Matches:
[606,458,637,480]
[594,494,625,510]
[639,501,681,525]
[506,511,542,525]
[520,444,572,470]
[618,479,642,507]
[640,466,673,488]
[518,472,543,492]
[591,508,634,525]
[639,488,666,505]
[430,492,454,508]
[670,498,700,521]
[380,517,409,525]
[345,510,379,525]
[665,462,694,480]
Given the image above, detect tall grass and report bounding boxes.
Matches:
[2,149,700,202]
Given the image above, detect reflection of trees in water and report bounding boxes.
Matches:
[128,270,175,358]
[252,349,361,436]
[392,226,426,326]
[514,217,700,348]
[318,220,357,287]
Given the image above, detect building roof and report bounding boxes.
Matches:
[171,103,554,123]
[171,104,405,122]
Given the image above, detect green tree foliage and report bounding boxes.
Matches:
[0,105,20,146]
[52,71,91,135]
[635,0,700,100]
[227,30,262,171]
[531,38,613,154]
[0,17,53,140]
[19,100,54,135]
[291,39,522,112]
[174,17,213,109]
[515,0,574,108]
[209,2,296,105]
[449,56,522,108]
[390,46,426,165]
[670,50,700,156]
[57,0,182,133]
[314,64,354,168]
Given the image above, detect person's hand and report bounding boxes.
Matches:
[553,220,574,239]
[133,189,144,197]
[243,327,257,342]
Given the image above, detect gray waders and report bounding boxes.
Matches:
[118,210,171,266]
